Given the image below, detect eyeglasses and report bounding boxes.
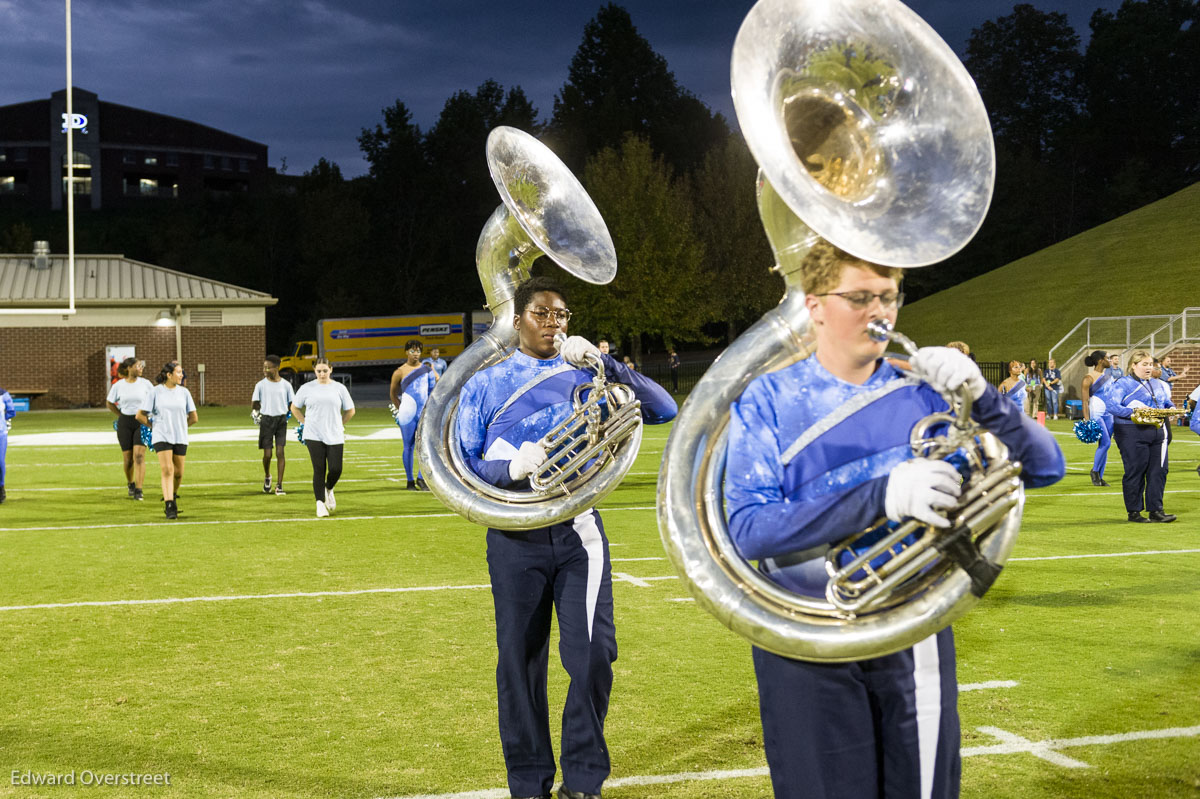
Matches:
[812,290,904,310]
[526,306,572,324]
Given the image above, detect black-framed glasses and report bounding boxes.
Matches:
[812,290,904,310]
[526,306,572,324]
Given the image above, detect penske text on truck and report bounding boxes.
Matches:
[279,313,466,382]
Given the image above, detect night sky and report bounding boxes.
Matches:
[1,0,1125,178]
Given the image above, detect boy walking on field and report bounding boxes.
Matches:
[252,355,294,495]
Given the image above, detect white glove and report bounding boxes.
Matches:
[387,403,400,421]
[884,459,962,529]
[910,346,988,401]
[251,410,262,425]
[558,335,601,368]
[508,441,548,481]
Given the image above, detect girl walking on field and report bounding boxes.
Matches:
[137,362,198,520]
[106,357,153,500]
[290,358,355,517]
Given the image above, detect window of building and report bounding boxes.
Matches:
[14,148,28,162]
[165,152,179,167]
[139,178,158,195]
[124,150,136,164]
[0,176,21,194]
[203,154,216,170]
[144,154,158,166]
[0,151,6,163]
[238,159,250,173]
[61,151,92,196]
[220,156,232,171]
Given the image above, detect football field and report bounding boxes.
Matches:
[1,407,1197,798]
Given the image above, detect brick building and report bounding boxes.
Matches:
[0,87,268,210]
[0,248,276,408]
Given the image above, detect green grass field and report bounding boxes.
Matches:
[1,406,1198,798]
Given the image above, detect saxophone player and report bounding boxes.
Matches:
[1107,349,1177,523]
[455,276,677,799]
[723,241,1064,799]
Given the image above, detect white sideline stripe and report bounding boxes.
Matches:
[0,505,658,533]
[0,583,494,612]
[12,477,397,492]
[1010,548,1200,562]
[379,723,1200,799]
[960,680,1019,691]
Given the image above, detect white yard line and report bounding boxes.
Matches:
[376,723,1200,799]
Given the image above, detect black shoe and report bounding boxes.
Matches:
[1128,512,1149,523]
[406,481,418,491]
[557,787,600,799]
[134,488,144,501]
[1149,511,1177,523]
[263,475,272,494]
[1196,464,1200,478]
[128,481,137,498]
[165,499,178,520]
[416,477,429,491]
[0,486,5,504]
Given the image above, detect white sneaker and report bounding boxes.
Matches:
[325,487,336,511]
[316,500,329,518]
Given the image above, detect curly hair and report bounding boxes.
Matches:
[513,276,567,315]
[799,239,903,296]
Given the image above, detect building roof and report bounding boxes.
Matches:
[0,254,277,307]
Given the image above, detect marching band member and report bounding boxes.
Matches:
[1081,351,1115,487]
[456,276,676,799]
[0,385,13,504]
[390,340,436,491]
[421,346,448,378]
[1107,349,1176,522]
[724,241,1064,799]
[998,360,1026,409]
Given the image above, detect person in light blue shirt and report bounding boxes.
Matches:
[456,276,676,799]
[1043,358,1063,419]
[0,386,14,504]
[724,240,1064,799]
[421,347,448,378]
[137,362,198,520]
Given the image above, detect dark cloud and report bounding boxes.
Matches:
[1,0,1123,178]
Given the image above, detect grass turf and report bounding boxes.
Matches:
[0,406,1198,798]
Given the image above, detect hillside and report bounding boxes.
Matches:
[896,181,1200,362]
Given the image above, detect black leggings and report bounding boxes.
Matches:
[305,440,344,501]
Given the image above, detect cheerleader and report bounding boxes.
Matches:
[136,362,198,519]
[290,358,355,517]
[0,386,13,504]
[106,357,153,500]
[1107,349,1175,523]
[998,360,1026,409]
[1081,350,1114,487]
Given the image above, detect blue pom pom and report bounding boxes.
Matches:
[1073,419,1102,444]
[296,423,305,445]
[112,419,119,432]
[140,425,153,448]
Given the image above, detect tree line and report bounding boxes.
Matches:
[2,0,1196,359]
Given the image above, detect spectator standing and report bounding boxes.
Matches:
[1106,351,1124,382]
[1043,358,1063,420]
[1024,358,1043,418]
[668,349,681,392]
[252,355,295,495]
[106,357,153,500]
[1159,354,1188,387]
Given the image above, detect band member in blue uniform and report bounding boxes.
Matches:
[1108,349,1176,523]
[1082,350,1115,487]
[422,347,448,378]
[456,276,676,799]
[0,386,14,504]
[391,341,437,491]
[724,241,1064,799]
[998,360,1026,409]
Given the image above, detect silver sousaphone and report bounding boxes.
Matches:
[657,0,1020,662]
[415,126,643,531]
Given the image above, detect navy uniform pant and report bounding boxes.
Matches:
[487,510,617,798]
[753,628,960,799]
[1113,422,1168,514]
